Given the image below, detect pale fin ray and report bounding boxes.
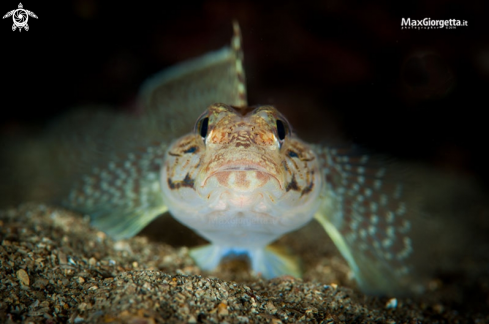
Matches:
[90,205,168,240]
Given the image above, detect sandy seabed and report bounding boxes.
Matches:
[0,204,488,324]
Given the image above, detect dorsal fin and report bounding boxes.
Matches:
[139,21,249,138]
[232,20,247,107]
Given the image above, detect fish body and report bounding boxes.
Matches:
[3,22,422,295]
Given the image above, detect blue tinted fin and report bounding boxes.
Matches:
[249,246,302,279]
[190,244,301,279]
[189,244,225,271]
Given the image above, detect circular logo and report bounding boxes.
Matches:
[13,9,28,28]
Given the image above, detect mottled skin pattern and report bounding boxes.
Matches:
[162,104,321,250]
[1,22,424,296]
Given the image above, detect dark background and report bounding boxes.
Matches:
[1,0,488,185]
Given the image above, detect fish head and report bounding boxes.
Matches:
[161,103,322,246]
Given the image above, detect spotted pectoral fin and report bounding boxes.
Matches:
[139,21,247,138]
[70,175,168,241]
[63,150,169,241]
[314,144,425,295]
[250,245,302,279]
[314,211,414,295]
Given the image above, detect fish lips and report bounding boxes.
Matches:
[202,163,283,192]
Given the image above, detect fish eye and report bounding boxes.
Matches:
[199,117,209,139]
[276,119,287,141]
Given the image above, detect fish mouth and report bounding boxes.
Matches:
[203,163,283,190]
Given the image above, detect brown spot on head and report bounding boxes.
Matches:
[167,173,195,190]
[301,182,314,197]
[285,174,300,192]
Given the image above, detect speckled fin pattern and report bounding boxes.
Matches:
[60,22,248,239]
[313,144,422,295]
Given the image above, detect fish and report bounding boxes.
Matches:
[1,22,425,296]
